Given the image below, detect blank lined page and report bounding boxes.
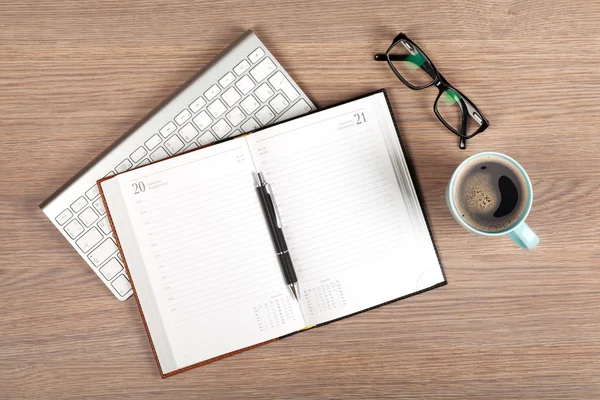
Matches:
[104,138,305,374]
[248,93,444,326]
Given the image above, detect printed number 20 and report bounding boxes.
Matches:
[132,182,146,194]
[354,112,367,125]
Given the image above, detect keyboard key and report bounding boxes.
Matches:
[268,71,300,101]
[222,87,241,107]
[64,219,84,239]
[241,118,260,133]
[256,106,275,126]
[71,196,88,213]
[189,96,207,113]
[183,142,199,152]
[198,132,216,146]
[249,47,265,63]
[99,258,124,280]
[104,171,115,178]
[56,209,73,225]
[275,99,312,123]
[80,207,99,227]
[230,129,241,138]
[193,111,212,131]
[88,238,118,267]
[98,216,112,235]
[130,147,147,163]
[116,252,123,262]
[159,121,176,137]
[233,59,250,75]
[76,227,103,252]
[111,274,132,296]
[204,84,220,101]
[150,147,169,162]
[179,123,199,142]
[240,95,260,114]
[250,57,276,82]
[175,109,192,125]
[145,134,161,150]
[92,198,106,215]
[226,107,245,127]
[165,135,184,154]
[212,119,232,139]
[255,83,275,102]
[138,158,151,167]
[85,185,99,200]
[219,72,236,88]
[269,93,290,113]
[235,75,255,95]
[115,159,133,173]
[208,99,227,119]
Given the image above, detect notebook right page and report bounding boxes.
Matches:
[248,92,444,326]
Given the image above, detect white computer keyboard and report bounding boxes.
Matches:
[41,31,315,300]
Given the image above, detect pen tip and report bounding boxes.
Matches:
[290,283,300,302]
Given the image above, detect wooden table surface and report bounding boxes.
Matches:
[2,0,600,398]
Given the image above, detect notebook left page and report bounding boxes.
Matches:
[101,138,306,376]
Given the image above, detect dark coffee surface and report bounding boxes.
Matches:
[453,155,528,232]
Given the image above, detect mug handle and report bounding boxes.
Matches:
[507,222,539,250]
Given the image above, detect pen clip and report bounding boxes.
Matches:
[265,183,283,228]
[255,172,266,187]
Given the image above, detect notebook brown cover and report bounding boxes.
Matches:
[97,89,446,378]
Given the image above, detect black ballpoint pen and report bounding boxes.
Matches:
[254,172,300,302]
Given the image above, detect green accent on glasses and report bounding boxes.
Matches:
[441,88,462,106]
[403,52,427,72]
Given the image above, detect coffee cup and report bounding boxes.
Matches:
[446,152,539,250]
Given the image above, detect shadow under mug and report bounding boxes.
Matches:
[446,152,539,250]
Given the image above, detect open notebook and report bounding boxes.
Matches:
[99,90,446,377]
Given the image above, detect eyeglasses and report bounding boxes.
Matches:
[375,33,489,149]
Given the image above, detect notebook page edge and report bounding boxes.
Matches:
[99,176,175,376]
[374,92,446,288]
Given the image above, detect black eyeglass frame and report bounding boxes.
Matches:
[375,33,489,149]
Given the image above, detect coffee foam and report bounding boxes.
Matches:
[453,155,528,232]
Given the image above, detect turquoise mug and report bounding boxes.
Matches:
[446,152,539,250]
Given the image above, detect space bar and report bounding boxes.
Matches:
[274,99,312,123]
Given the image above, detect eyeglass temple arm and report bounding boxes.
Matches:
[458,98,469,149]
[374,53,437,79]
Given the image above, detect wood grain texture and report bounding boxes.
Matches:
[1,0,600,398]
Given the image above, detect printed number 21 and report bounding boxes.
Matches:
[354,112,367,125]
